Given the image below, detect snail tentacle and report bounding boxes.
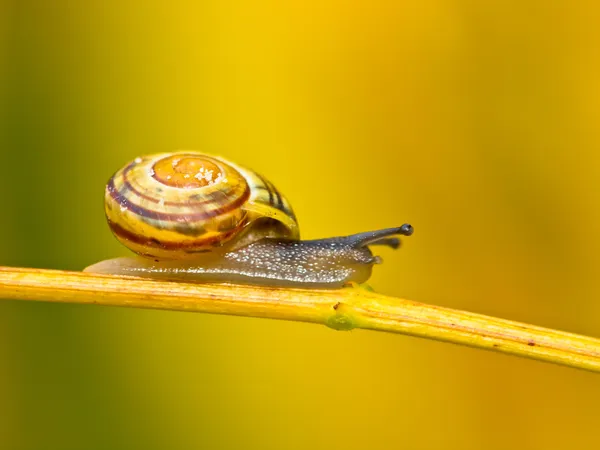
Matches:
[333,224,414,249]
[366,237,401,249]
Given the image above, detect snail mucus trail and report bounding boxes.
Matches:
[85,152,414,289]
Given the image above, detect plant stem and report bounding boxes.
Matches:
[0,266,598,372]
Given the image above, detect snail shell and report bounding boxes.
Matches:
[87,151,414,289]
[105,152,298,260]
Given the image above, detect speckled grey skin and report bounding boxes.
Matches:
[85,225,413,289]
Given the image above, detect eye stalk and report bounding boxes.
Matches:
[343,224,414,249]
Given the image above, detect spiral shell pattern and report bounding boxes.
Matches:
[105,152,297,260]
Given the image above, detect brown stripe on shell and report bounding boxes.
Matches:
[107,219,247,251]
[255,173,274,205]
[267,179,284,209]
[121,160,246,208]
[107,176,250,222]
[255,173,294,217]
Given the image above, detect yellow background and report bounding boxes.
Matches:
[1,1,600,449]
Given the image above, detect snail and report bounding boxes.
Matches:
[84,152,413,288]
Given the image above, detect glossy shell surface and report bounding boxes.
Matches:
[105,152,298,260]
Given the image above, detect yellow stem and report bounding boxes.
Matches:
[0,266,599,372]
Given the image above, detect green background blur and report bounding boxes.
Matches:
[1,1,600,449]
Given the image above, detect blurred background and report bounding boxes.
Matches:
[1,1,600,449]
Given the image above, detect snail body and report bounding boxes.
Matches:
[85,151,413,289]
